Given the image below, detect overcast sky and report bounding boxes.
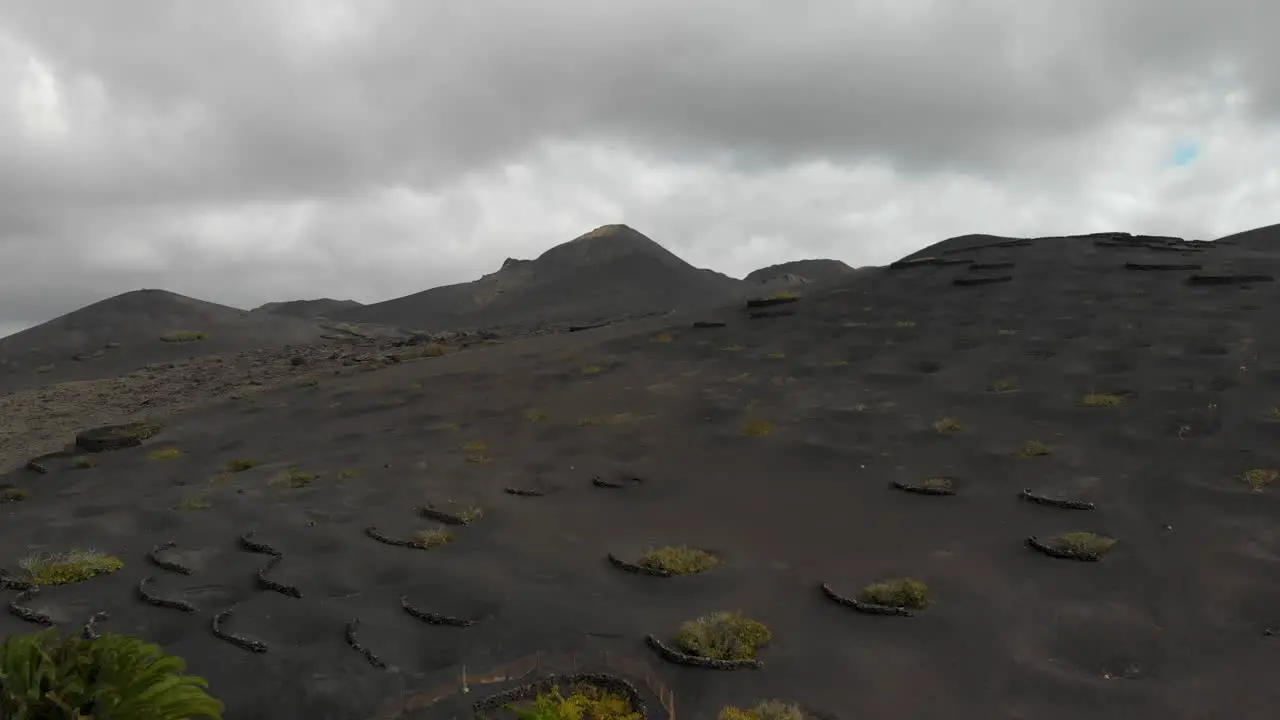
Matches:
[2,1,1278,337]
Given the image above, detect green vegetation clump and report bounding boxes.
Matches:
[269,467,315,488]
[72,455,97,469]
[580,365,604,374]
[460,440,488,453]
[1242,468,1280,491]
[989,376,1019,393]
[1053,531,1116,556]
[0,629,223,719]
[337,468,359,479]
[178,493,212,510]
[226,459,258,472]
[523,408,548,422]
[393,343,448,361]
[1,487,28,503]
[673,611,771,661]
[859,577,930,609]
[147,448,183,460]
[1017,440,1052,457]
[159,330,207,342]
[933,417,963,434]
[765,351,786,359]
[411,528,454,549]
[719,700,805,720]
[578,413,632,427]
[1081,392,1125,407]
[740,418,774,437]
[508,684,640,720]
[639,546,720,575]
[920,477,953,491]
[722,344,745,351]
[652,332,674,343]
[19,549,123,586]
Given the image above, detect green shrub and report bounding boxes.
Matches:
[226,459,258,472]
[1053,531,1116,555]
[0,487,28,503]
[933,417,963,434]
[673,611,771,660]
[859,578,930,608]
[639,546,719,575]
[147,448,183,460]
[740,418,773,437]
[412,528,454,549]
[1242,468,1279,491]
[719,700,805,720]
[72,456,97,469]
[508,685,640,720]
[1017,440,1052,457]
[1080,392,1124,407]
[268,467,315,488]
[18,549,123,586]
[0,629,223,719]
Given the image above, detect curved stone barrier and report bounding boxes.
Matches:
[147,541,193,575]
[0,568,34,592]
[81,611,109,640]
[364,525,421,548]
[592,475,643,490]
[400,595,475,627]
[473,672,646,718]
[644,634,763,670]
[8,587,52,626]
[137,576,198,613]
[819,582,914,617]
[256,555,303,598]
[692,321,727,328]
[1187,274,1275,286]
[969,262,1015,271]
[606,553,671,578]
[505,486,551,497]
[749,310,796,320]
[345,618,389,669]
[211,607,268,653]
[953,275,1012,287]
[891,480,956,497]
[74,422,163,453]
[24,459,49,474]
[1026,536,1103,562]
[418,503,479,526]
[238,531,282,557]
[1019,489,1095,510]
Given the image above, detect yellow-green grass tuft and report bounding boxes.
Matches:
[859,577,930,609]
[673,611,772,661]
[639,546,719,575]
[19,550,123,585]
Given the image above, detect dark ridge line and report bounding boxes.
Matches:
[953,275,1013,286]
[364,526,421,549]
[592,475,643,489]
[568,322,609,332]
[692,321,727,328]
[1019,489,1095,510]
[606,553,671,578]
[891,480,956,496]
[644,634,763,670]
[745,296,800,308]
[400,596,475,627]
[8,587,53,626]
[256,555,303,598]
[81,611,109,640]
[137,576,198,613]
[0,568,35,592]
[345,618,389,669]
[211,608,268,653]
[238,531,282,557]
[473,673,646,717]
[1187,274,1276,286]
[1124,262,1203,271]
[147,541,193,575]
[969,262,1015,271]
[1025,536,1104,562]
[418,504,477,526]
[939,239,1032,255]
[818,582,915,617]
[749,310,796,319]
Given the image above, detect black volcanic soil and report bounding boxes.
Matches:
[4,228,1280,719]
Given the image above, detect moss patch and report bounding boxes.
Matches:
[226,459,258,472]
[19,550,123,585]
[989,376,1019,393]
[920,477,953,492]
[933,417,963,434]
[1081,392,1125,407]
[859,578,930,609]
[1,487,28,503]
[719,700,805,720]
[639,546,719,575]
[269,467,315,488]
[522,408,548,422]
[72,456,97,469]
[740,418,774,437]
[1016,440,1052,457]
[510,685,641,720]
[159,330,207,342]
[673,611,771,661]
[147,448,183,460]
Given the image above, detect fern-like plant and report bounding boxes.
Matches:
[0,629,223,719]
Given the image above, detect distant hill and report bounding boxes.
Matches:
[0,289,339,392]
[334,224,749,330]
[252,298,364,319]
[744,259,857,284]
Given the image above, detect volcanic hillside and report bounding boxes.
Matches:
[333,224,749,330]
[3,224,1280,719]
[743,258,859,284]
[252,298,365,319]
